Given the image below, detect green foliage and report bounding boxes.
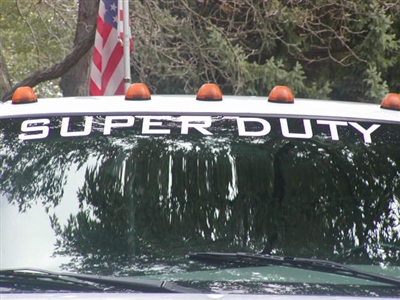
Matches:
[363,64,389,102]
[0,0,76,97]
[331,2,400,102]
[131,1,330,98]
[130,0,400,102]
[359,3,399,70]
[2,0,400,102]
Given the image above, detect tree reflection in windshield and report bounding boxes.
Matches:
[1,116,399,276]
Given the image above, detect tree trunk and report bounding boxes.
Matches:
[59,0,99,97]
[0,41,12,99]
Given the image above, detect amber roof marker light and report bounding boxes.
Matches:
[11,86,38,104]
[196,83,223,101]
[268,86,294,104]
[125,83,151,100]
[381,93,400,111]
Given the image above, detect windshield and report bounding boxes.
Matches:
[1,115,400,296]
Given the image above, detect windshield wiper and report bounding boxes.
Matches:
[189,252,400,287]
[0,268,200,293]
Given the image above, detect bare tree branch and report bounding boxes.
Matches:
[1,27,95,102]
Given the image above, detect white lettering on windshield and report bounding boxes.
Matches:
[348,122,381,144]
[18,116,381,144]
[316,120,348,140]
[19,118,50,140]
[181,117,212,135]
[237,118,271,136]
[280,119,313,139]
[104,116,135,135]
[142,117,171,135]
[61,117,93,137]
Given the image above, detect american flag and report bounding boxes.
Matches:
[90,0,132,96]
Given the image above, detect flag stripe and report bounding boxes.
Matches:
[91,47,102,72]
[105,60,125,95]
[89,78,102,96]
[102,44,123,93]
[90,0,132,96]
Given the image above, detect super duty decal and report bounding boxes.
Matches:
[18,116,380,144]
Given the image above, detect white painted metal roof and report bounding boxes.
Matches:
[1,95,399,124]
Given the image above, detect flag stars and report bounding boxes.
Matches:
[103,0,119,28]
[110,3,117,11]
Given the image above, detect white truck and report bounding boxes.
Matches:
[1,84,400,299]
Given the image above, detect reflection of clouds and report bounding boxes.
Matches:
[0,163,83,271]
[1,197,68,271]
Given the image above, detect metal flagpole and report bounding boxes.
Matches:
[122,0,131,93]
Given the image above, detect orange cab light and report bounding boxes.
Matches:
[196,83,223,101]
[268,86,294,103]
[12,86,38,104]
[380,93,400,111]
[125,83,151,100]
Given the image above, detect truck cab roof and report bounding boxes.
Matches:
[1,84,400,124]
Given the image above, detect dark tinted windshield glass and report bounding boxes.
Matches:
[1,115,399,294]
